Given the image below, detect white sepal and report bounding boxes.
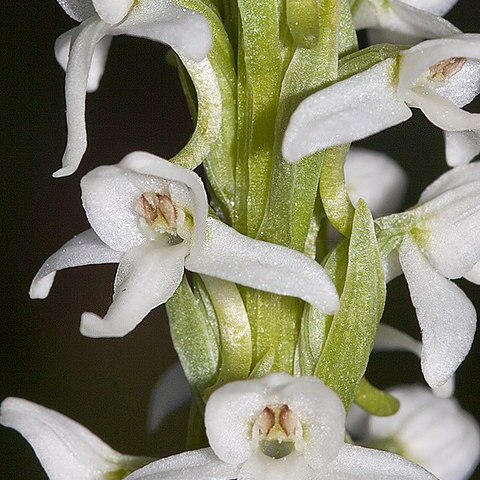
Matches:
[92,0,133,24]
[57,0,96,22]
[399,237,476,388]
[0,397,150,480]
[445,130,480,167]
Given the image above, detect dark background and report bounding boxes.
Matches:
[1,2,479,478]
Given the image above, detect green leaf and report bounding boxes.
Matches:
[250,348,275,378]
[167,277,219,395]
[320,144,354,237]
[201,276,252,398]
[315,201,386,409]
[355,378,400,416]
[287,0,320,49]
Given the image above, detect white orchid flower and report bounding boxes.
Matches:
[30,151,339,338]
[345,148,408,218]
[283,34,480,167]
[351,0,460,44]
[54,0,215,177]
[128,374,437,480]
[377,162,480,389]
[0,397,151,480]
[355,385,480,480]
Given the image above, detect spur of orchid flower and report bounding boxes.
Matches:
[376,162,480,389]
[283,34,480,167]
[54,0,217,177]
[1,374,438,480]
[348,385,480,480]
[29,151,339,338]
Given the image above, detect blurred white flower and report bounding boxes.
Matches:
[130,374,437,480]
[0,397,151,480]
[345,148,408,218]
[283,34,480,167]
[378,162,480,389]
[30,152,339,337]
[352,0,459,44]
[353,385,480,480]
[54,0,215,177]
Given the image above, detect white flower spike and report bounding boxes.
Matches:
[361,385,480,480]
[54,0,214,177]
[283,34,480,167]
[352,0,460,43]
[377,162,480,389]
[129,374,437,480]
[30,152,339,338]
[345,148,408,218]
[0,397,151,480]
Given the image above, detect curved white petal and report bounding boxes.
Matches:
[205,374,345,469]
[354,0,459,39]
[29,229,121,300]
[345,148,408,218]
[80,242,187,338]
[125,448,238,480]
[283,59,412,163]
[186,218,340,314]
[418,161,480,204]
[445,130,480,167]
[55,28,112,93]
[398,35,480,99]
[119,152,208,256]
[147,362,191,432]
[416,181,480,278]
[399,237,476,388]
[93,0,133,25]
[323,443,436,480]
[406,86,480,132]
[0,397,148,480]
[241,452,314,480]
[464,260,480,285]
[367,385,480,480]
[53,18,110,178]
[400,0,458,16]
[115,0,212,62]
[57,0,96,22]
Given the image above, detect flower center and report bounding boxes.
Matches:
[428,57,467,82]
[136,192,193,243]
[251,405,304,459]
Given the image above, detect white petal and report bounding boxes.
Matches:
[344,148,408,218]
[147,362,191,432]
[323,443,436,480]
[80,242,187,338]
[53,18,110,178]
[55,28,112,93]
[125,448,238,480]
[416,181,480,278]
[205,374,345,469]
[0,397,147,480]
[405,86,480,132]
[92,0,133,24]
[445,130,480,167]
[354,0,459,39]
[399,237,476,387]
[374,325,454,397]
[29,229,121,300]
[119,152,209,256]
[186,218,340,314]
[418,161,480,204]
[115,0,212,62]
[464,260,480,284]
[367,385,480,480]
[367,29,422,46]
[241,452,314,480]
[282,59,412,163]
[399,0,458,16]
[57,0,96,22]
[382,250,403,283]
[398,35,480,99]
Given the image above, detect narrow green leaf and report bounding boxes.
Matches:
[167,277,219,395]
[315,201,386,409]
[287,0,320,49]
[355,378,400,416]
[250,348,275,378]
[201,276,252,397]
[320,144,355,237]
